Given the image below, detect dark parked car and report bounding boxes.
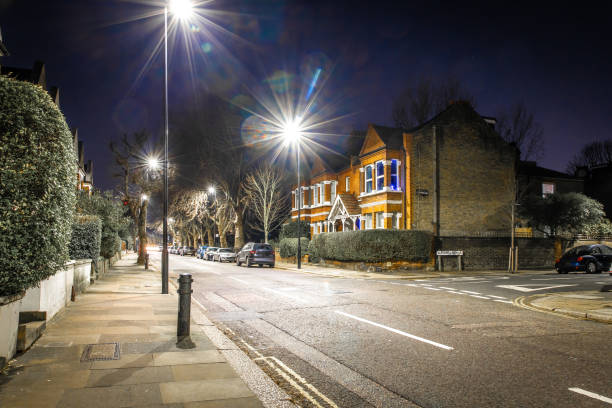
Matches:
[204,247,219,261]
[214,248,236,262]
[180,246,196,256]
[236,242,275,267]
[555,244,612,274]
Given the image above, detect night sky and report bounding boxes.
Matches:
[1,0,611,192]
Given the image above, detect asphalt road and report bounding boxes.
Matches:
[151,252,612,408]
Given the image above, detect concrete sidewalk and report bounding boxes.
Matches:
[276,261,552,280]
[0,253,266,408]
[520,289,612,324]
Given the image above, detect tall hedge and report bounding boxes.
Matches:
[280,220,310,239]
[0,76,77,297]
[279,237,310,258]
[69,215,102,260]
[308,230,432,262]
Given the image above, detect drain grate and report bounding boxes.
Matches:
[81,342,121,362]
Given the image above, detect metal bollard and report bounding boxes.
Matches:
[177,273,195,348]
[145,253,149,270]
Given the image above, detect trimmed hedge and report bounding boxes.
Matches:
[279,237,310,258]
[0,76,77,297]
[308,230,432,262]
[69,215,102,260]
[101,232,122,259]
[280,220,310,239]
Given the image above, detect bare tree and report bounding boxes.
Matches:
[244,164,290,243]
[109,131,159,264]
[392,76,475,129]
[566,139,612,174]
[496,102,544,161]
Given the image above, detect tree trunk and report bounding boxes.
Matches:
[234,211,245,250]
[137,201,148,265]
[220,232,228,248]
[207,228,214,246]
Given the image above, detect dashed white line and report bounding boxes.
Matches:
[335,311,454,350]
[493,299,514,304]
[569,387,612,404]
[229,276,249,285]
[439,287,457,290]
[488,295,507,300]
[460,290,482,295]
[447,291,465,295]
[423,287,442,291]
[469,295,490,299]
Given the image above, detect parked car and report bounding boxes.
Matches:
[214,248,236,262]
[169,246,178,254]
[204,247,219,260]
[180,246,196,256]
[236,242,275,267]
[555,244,612,274]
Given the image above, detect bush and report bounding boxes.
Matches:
[308,230,432,262]
[0,76,77,297]
[279,237,310,258]
[69,215,102,260]
[280,220,310,240]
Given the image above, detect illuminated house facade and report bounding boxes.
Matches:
[73,129,94,193]
[291,102,517,237]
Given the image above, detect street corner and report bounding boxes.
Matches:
[516,291,612,323]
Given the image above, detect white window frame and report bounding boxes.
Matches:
[319,184,323,204]
[331,182,336,203]
[313,185,318,206]
[345,176,350,192]
[365,165,373,193]
[376,161,385,191]
[393,213,400,229]
[390,160,398,191]
[542,182,555,197]
[365,213,373,230]
[376,212,384,229]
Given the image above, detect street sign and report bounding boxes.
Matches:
[436,250,463,256]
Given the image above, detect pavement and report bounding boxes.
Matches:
[0,253,272,408]
[278,261,612,324]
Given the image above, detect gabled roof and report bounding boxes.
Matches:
[328,193,361,221]
[370,125,404,150]
[310,130,366,176]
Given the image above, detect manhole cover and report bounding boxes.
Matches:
[81,343,120,361]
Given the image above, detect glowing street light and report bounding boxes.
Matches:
[160,0,194,295]
[282,118,305,269]
[208,186,215,195]
[141,193,148,201]
[147,156,160,171]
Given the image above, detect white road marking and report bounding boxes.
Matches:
[405,283,419,287]
[423,287,442,291]
[531,277,574,281]
[469,295,490,299]
[493,299,514,304]
[460,290,481,295]
[439,287,457,290]
[496,284,577,292]
[569,387,612,404]
[335,311,454,350]
[447,291,465,295]
[229,277,249,285]
[488,295,507,299]
[262,287,308,303]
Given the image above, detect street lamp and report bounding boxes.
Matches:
[283,117,304,269]
[161,0,194,294]
[147,156,160,171]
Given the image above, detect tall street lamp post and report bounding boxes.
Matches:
[283,119,303,269]
[162,0,193,294]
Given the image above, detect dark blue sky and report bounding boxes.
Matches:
[1,0,611,191]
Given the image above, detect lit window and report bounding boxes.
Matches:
[542,183,555,197]
[365,213,373,229]
[355,218,360,230]
[376,212,384,229]
[345,176,350,192]
[331,182,336,202]
[376,162,384,190]
[365,166,373,193]
[313,185,318,205]
[390,160,398,190]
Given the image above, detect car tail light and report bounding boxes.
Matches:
[577,256,583,262]
[249,250,255,255]
[555,259,560,264]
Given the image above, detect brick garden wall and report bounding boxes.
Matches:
[436,236,572,271]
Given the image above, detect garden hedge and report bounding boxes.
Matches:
[308,230,432,262]
[280,220,310,240]
[69,215,102,260]
[0,76,77,297]
[279,237,310,258]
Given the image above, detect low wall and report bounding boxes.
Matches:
[0,294,23,367]
[73,259,92,294]
[435,237,572,271]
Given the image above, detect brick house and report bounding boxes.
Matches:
[291,102,517,236]
[72,129,94,193]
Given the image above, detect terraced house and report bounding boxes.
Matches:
[291,101,517,237]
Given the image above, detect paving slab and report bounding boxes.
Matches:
[523,290,612,323]
[159,378,254,404]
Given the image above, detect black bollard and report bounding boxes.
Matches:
[177,273,195,348]
[145,253,149,270]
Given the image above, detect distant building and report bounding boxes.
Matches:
[291,102,517,236]
[0,60,60,107]
[578,165,612,218]
[73,129,94,193]
[518,161,584,198]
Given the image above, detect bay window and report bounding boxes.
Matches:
[390,159,398,190]
[331,181,336,202]
[313,185,318,205]
[376,161,384,190]
[376,212,384,229]
[365,165,373,193]
[365,213,373,229]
